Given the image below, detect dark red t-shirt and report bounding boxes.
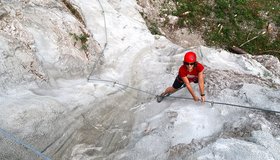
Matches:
[178,62,204,82]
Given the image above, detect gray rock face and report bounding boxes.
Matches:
[0,0,100,92]
[0,1,280,160]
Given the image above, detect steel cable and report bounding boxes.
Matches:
[0,128,51,160]
[88,78,280,114]
[87,0,108,80]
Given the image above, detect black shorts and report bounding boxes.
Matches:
[172,75,185,89]
[172,75,198,89]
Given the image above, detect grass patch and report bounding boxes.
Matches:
[164,0,280,59]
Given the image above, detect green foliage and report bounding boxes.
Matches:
[69,33,89,51]
[148,22,162,35]
[172,0,212,28]
[168,0,280,59]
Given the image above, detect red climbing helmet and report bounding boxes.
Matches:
[184,51,196,63]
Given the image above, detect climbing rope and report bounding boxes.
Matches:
[88,77,280,114]
[0,128,51,160]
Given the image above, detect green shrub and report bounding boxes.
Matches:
[167,0,279,59]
